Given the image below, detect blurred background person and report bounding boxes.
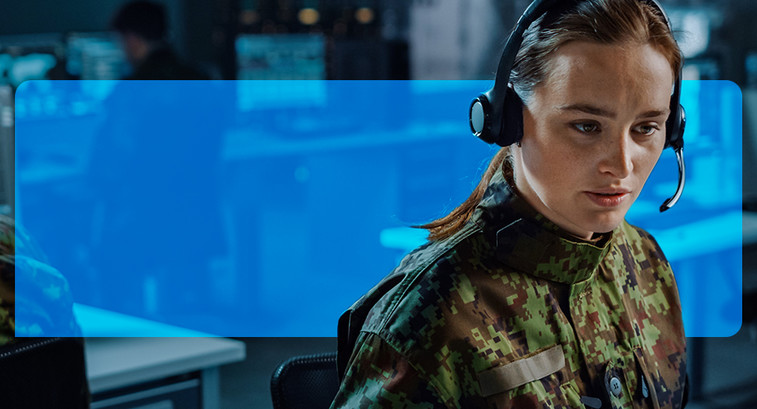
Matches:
[111,0,209,80]
[81,1,223,320]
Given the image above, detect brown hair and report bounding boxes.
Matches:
[417,0,683,241]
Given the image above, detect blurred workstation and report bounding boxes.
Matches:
[1,0,757,408]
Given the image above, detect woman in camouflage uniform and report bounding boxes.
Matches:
[332,0,687,408]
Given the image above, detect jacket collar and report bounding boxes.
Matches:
[473,165,613,285]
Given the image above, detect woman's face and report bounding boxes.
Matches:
[513,41,674,239]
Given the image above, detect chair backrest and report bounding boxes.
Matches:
[0,337,90,408]
[270,352,339,409]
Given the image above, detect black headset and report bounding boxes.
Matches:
[469,0,686,212]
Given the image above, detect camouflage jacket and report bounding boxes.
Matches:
[0,215,82,344]
[0,216,90,407]
[331,169,687,409]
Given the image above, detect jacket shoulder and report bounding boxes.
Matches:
[336,222,478,379]
[361,222,488,349]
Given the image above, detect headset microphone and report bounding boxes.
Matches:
[660,107,686,211]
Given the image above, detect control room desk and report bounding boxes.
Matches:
[85,337,245,409]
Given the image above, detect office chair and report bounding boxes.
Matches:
[0,337,90,408]
[270,351,340,409]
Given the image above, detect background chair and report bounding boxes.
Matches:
[270,351,339,409]
[0,337,90,408]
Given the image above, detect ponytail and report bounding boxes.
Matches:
[415,147,510,241]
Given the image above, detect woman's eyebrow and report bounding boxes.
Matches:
[637,109,671,119]
[557,103,616,118]
[557,104,671,119]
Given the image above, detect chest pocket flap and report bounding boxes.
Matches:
[477,345,566,397]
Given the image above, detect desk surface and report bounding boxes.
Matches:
[744,211,757,245]
[74,303,216,338]
[85,337,246,394]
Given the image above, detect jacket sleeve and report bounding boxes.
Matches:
[330,332,449,409]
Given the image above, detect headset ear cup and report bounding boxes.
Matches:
[470,95,495,144]
[501,86,524,146]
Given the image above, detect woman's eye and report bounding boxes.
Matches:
[572,122,600,134]
[634,124,659,136]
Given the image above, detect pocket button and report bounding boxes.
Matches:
[609,376,622,397]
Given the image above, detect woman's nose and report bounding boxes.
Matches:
[598,134,633,179]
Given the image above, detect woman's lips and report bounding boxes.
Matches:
[584,190,631,207]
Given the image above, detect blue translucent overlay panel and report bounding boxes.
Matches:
[14,80,741,337]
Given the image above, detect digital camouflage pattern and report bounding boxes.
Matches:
[331,168,687,409]
[0,215,82,344]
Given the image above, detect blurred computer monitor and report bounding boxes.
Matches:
[0,85,13,217]
[236,33,325,80]
[65,32,128,80]
[235,34,326,111]
[682,57,721,81]
[0,33,64,88]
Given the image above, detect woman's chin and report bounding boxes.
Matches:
[586,217,625,236]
